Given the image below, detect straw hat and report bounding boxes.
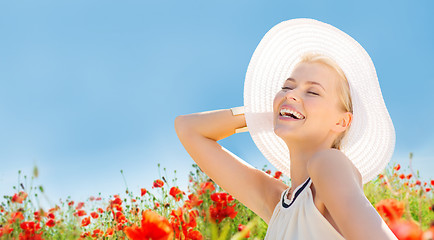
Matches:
[243,18,395,184]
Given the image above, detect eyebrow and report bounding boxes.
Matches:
[285,77,326,91]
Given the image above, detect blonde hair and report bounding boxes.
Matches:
[295,52,353,150]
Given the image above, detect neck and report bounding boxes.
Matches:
[284,135,334,190]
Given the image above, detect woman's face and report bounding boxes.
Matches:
[273,62,348,145]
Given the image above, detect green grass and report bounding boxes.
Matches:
[1,154,433,239]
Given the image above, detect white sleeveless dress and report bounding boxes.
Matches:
[264,177,398,239]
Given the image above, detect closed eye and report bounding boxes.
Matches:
[281,87,319,96]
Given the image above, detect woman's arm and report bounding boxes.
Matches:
[174,108,287,224]
[176,108,247,141]
[307,149,398,240]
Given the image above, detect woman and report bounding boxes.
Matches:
[175,18,398,239]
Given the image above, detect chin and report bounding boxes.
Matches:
[273,127,300,140]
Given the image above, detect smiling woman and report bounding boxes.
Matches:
[281,52,353,151]
[175,17,397,240]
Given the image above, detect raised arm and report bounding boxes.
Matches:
[174,108,287,224]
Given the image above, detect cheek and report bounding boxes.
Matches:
[305,101,332,119]
[273,93,284,111]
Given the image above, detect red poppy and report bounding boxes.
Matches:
[81,217,91,227]
[112,196,122,205]
[123,209,173,240]
[209,192,238,223]
[153,179,164,188]
[115,205,123,212]
[105,228,114,237]
[73,210,87,217]
[399,174,405,179]
[8,211,24,224]
[209,204,237,223]
[190,209,200,219]
[169,207,198,239]
[46,219,55,227]
[34,211,41,222]
[141,188,147,196]
[115,211,128,224]
[19,191,28,201]
[76,202,85,210]
[20,221,40,231]
[393,164,401,171]
[80,232,90,238]
[108,196,123,213]
[48,205,60,213]
[116,222,125,231]
[210,192,234,203]
[19,221,43,240]
[0,224,13,235]
[169,187,185,201]
[388,219,423,240]
[47,212,55,219]
[274,171,283,179]
[375,199,405,222]
[431,180,434,186]
[92,229,104,238]
[426,188,431,192]
[378,174,384,179]
[184,194,203,209]
[68,201,74,206]
[238,224,251,238]
[186,228,203,240]
[98,208,104,213]
[90,212,99,219]
[406,174,412,180]
[415,180,421,186]
[11,191,28,204]
[265,170,271,175]
[198,182,215,195]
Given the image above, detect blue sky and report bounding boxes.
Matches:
[1,0,433,208]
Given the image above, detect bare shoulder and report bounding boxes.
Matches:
[308,148,362,190]
[307,149,399,239]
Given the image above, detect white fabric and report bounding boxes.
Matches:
[243,18,396,184]
[264,177,398,239]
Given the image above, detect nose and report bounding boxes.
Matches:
[284,90,300,102]
[287,96,297,101]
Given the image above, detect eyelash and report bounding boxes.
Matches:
[281,87,319,96]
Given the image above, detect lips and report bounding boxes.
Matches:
[279,104,305,119]
[278,114,304,121]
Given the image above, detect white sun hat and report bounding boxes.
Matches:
[243,18,395,184]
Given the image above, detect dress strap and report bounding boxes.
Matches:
[282,177,311,208]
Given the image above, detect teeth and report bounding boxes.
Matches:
[280,108,304,119]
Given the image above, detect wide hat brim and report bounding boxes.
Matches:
[243,18,395,184]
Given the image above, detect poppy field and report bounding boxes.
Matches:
[1,152,433,240]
